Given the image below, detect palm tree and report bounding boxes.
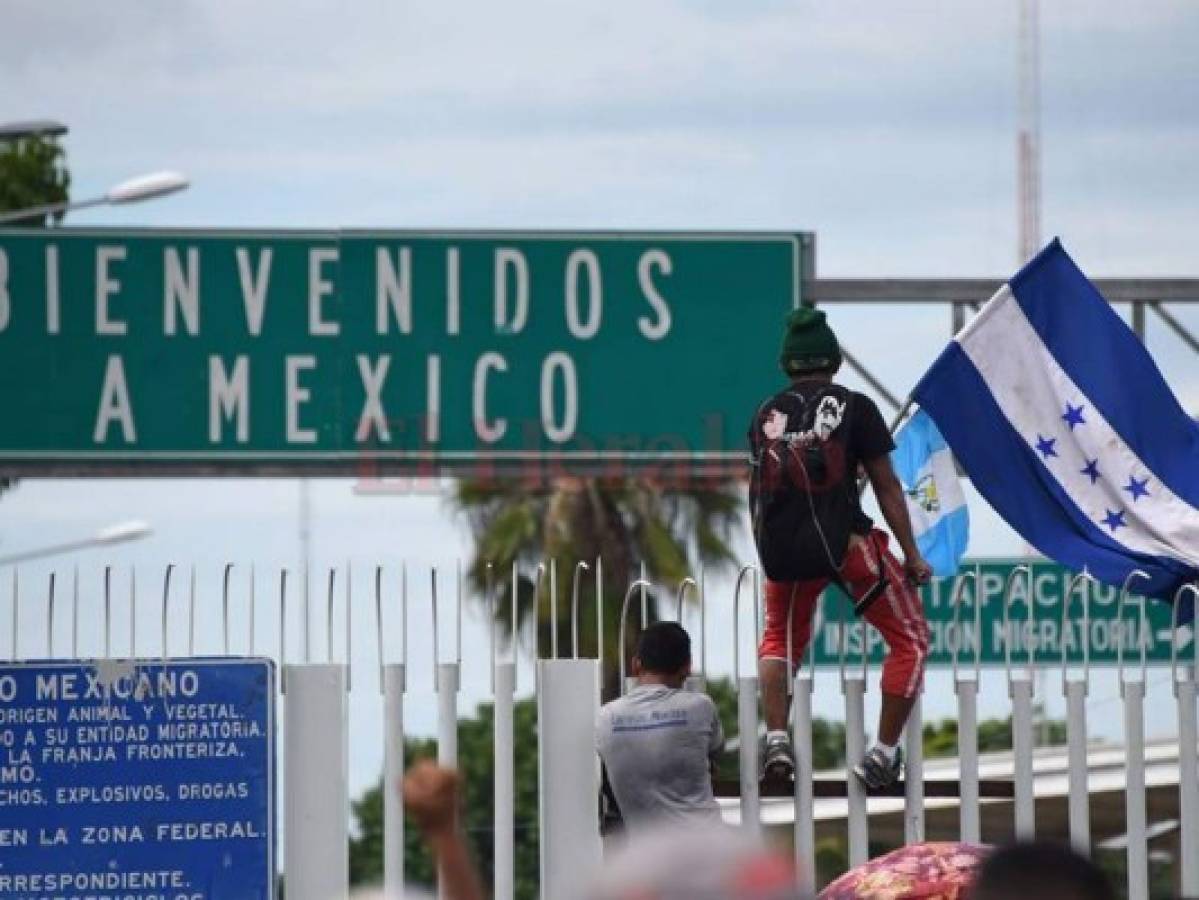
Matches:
[452,475,743,695]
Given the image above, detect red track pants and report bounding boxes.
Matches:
[758,529,930,698]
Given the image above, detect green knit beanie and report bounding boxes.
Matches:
[778,307,842,375]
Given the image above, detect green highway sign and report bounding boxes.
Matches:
[0,229,809,474]
[810,559,1194,668]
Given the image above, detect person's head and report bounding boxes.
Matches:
[972,841,1116,900]
[778,307,842,379]
[632,621,692,686]
[588,822,799,900]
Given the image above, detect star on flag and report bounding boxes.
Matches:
[1102,508,1127,532]
[1035,434,1058,459]
[1124,475,1151,501]
[1062,403,1086,430]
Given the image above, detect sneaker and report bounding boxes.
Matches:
[761,734,796,782]
[853,746,903,790]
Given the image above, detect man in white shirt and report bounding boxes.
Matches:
[595,622,723,830]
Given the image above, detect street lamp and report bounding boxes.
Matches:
[0,120,68,141]
[0,170,190,225]
[0,519,153,566]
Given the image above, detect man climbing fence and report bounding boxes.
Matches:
[748,307,932,789]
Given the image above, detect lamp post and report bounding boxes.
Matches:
[0,520,153,566]
[0,120,68,141]
[0,170,189,225]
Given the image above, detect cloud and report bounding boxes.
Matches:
[8,1,1194,147]
[4,0,1196,799]
[3,2,1195,322]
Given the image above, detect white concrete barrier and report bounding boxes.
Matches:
[285,664,349,900]
[537,659,601,899]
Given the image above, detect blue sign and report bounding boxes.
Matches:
[0,659,275,900]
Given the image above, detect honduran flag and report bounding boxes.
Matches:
[913,239,1199,618]
[892,409,968,578]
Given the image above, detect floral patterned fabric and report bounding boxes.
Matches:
[818,842,990,900]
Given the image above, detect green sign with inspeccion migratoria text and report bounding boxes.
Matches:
[0,229,808,475]
[810,559,1193,668]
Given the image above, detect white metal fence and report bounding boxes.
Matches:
[4,562,1197,899]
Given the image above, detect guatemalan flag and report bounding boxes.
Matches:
[892,409,969,577]
[913,239,1199,619]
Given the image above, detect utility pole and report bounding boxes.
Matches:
[1019,0,1051,744]
[1017,0,1042,264]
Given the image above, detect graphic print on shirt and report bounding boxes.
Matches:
[760,394,847,448]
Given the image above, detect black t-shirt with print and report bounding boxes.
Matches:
[747,378,894,537]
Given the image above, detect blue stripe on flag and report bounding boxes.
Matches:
[891,408,948,485]
[892,409,968,577]
[1009,240,1199,508]
[918,507,969,579]
[914,341,1194,599]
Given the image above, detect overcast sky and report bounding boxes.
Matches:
[2,0,1197,802]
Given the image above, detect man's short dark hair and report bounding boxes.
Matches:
[635,622,691,674]
[972,841,1116,900]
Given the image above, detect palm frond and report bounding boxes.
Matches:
[449,473,746,689]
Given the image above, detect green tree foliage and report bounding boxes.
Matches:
[0,133,70,498]
[452,477,742,697]
[815,836,850,887]
[349,678,851,896]
[347,693,1074,895]
[0,135,70,228]
[349,697,541,899]
[922,714,1067,758]
[1094,847,1176,900]
[704,676,848,776]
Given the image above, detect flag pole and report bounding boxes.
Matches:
[887,395,916,435]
